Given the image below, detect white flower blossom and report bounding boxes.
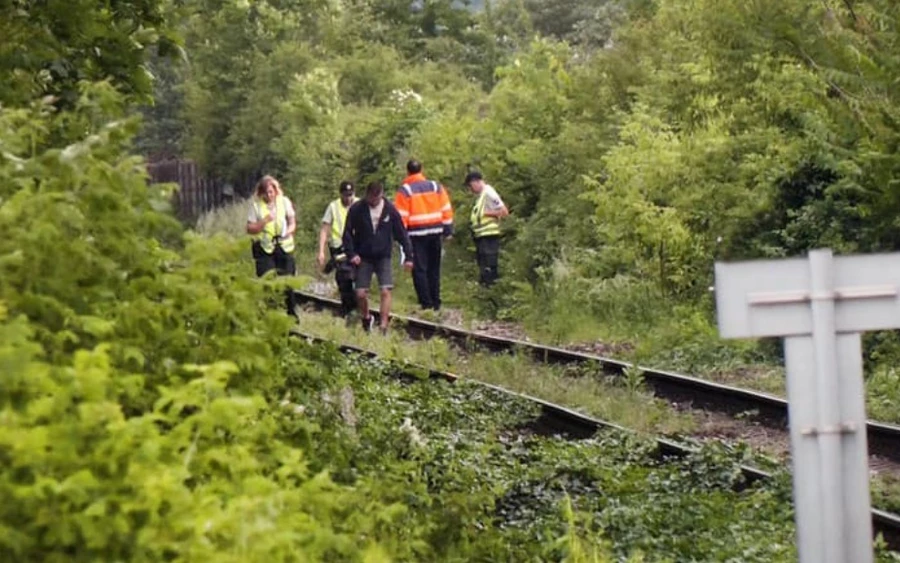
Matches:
[400,417,426,447]
[390,88,423,109]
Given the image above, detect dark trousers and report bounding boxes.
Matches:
[330,247,357,316]
[475,235,500,286]
[253,242,296,277]
[411,234,443,310]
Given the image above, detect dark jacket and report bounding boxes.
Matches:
[343,199,413,261]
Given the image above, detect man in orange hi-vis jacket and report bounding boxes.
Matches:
[395,159,454,311]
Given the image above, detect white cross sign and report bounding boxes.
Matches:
[714,248,900,563]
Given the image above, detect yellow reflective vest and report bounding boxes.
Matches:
[328,197,358,248]
[470,190,500,238]
[253,195,294,253]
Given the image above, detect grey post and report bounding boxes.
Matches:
[714,248,900,563]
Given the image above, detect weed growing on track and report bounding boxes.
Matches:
[296,307,900,519]
[296,308,695,436]
[195,198,252,238]
[302,341,803,561]
[201,199,900,426]
[192,202,900,558]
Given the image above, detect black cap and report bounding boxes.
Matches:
[339,181,354,194]
[464,170,483,185]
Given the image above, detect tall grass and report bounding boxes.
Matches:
[294,307,696,436]
[195,198,786,392]
[195,199,251,238]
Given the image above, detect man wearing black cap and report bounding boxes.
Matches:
[318,180,359,317]
[465,170,508,286]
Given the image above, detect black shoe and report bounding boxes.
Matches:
[362,315,374,333]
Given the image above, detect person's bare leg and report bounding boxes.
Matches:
[357,289,370,322]
[379,288,392,331]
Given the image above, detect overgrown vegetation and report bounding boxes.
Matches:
[294,307,696,435]
[142,0,900,384]
[7,0,900,559]
[290,300,900,517]
[0,99,809,556]
[322,354,803,561]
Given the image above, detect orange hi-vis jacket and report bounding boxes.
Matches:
[395,173,454,237]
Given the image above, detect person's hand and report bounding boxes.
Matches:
[317,251,326,270]
[263,213,274,224]
[350,255,361,266]
[403,260,413,272]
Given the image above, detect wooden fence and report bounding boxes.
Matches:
[147,159,256,221]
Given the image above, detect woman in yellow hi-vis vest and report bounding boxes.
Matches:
[246,175,296,277]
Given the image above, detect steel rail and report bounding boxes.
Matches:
[290,289,900,464]
[288,325,900,551]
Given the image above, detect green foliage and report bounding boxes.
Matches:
[519,0,627,53]
[0,62,668,561]
[1,341,358,561]
[163,0,900,416]
[180,0,324,177]
[0,80,421,560]
[866,367,900,424]
[19,1,900,560]
[195,199,254,239]
[324,357,802,561]
[0,0,177,110]
[176,0,500,183]
[0,84,181,362]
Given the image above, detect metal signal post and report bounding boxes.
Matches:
[713,249,900,563]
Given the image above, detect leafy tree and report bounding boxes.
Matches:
[517,0,625,50]
[152,0,900,366]
[134,49,186,161]
[0,0,177,109]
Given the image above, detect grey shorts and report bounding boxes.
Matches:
[355,257,393,290]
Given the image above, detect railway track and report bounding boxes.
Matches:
[290,289,900,465]
[288,324,900,551]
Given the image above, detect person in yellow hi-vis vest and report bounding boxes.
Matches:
[465,170,508,286]
[317,180,359,317]
[246,175,296,277]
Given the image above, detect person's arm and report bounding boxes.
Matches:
[342,207,357,261]
[284,198,297,237]
[394,187,411,229]
[317,203,333,267]
[485,205,509,219]
[485,187,509,219]
[246,203,272,234]
[246,220,267,235]
[285,215,296,238]
[439,185,454,238]
[317,222,330,268]
[392,207,414,267]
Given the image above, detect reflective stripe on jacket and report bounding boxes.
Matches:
[254,195,294,253]
[394,173,454,237]
[471,191,500,238]
[328,197,357,248]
